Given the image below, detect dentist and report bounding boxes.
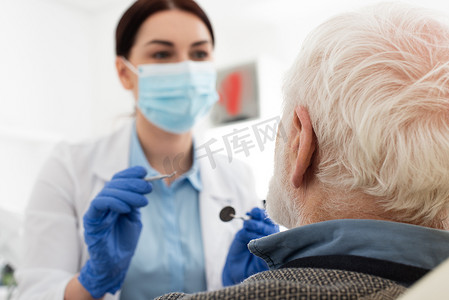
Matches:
[16,1,277,299]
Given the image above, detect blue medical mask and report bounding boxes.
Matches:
[122,58,219,134]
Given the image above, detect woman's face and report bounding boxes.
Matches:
[117,9,214,97]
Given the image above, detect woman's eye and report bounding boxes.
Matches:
[153,51,172,59]
[191,51,209,60]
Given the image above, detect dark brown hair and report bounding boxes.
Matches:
[115,0,215,58]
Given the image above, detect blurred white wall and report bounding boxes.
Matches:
[1,0,448,264]
[0,0,94,140]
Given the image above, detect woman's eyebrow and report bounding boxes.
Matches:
[191,40,211,47]
[143,40,211,47]
[145,40,174,47]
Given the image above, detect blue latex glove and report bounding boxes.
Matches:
[78,166,152,298]
[222,207,279,286]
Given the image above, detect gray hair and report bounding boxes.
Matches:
[282,2,449,226]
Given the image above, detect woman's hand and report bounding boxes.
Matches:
[222,207,279,286]
[77,166,152,298]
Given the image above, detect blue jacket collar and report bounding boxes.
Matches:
[249,219,449,270]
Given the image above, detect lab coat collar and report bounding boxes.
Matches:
[198,155,234,202]
[92,121,133,182]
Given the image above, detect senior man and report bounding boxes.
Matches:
[155,3,449,299]
[159,3,449,299]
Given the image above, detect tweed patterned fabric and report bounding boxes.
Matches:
[156,268,406,300]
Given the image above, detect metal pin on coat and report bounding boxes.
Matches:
[144,171,177,182]
[219,206,251,222]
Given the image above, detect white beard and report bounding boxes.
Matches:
[266,137,301,229]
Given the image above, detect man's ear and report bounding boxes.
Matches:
[291,106,316,188]
[115,57,135,90]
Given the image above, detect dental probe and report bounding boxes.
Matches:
[144,171,177,182]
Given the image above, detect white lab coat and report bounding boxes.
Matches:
[16,122,259,300]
